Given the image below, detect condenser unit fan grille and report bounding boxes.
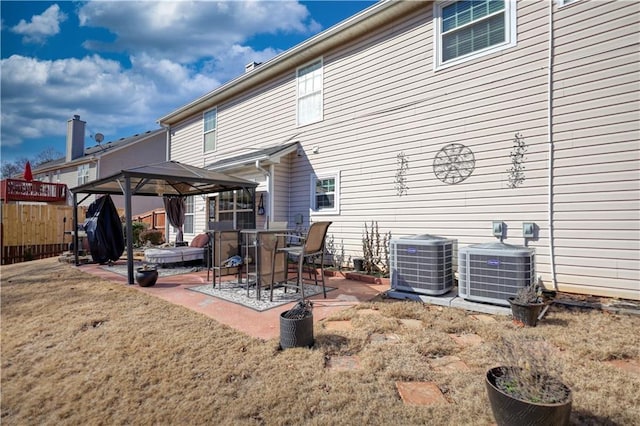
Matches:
[458,243,535,306]
[390,236,455,296]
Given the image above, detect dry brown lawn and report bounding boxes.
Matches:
[1,258,639,425]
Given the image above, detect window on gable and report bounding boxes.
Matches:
[310,171,340,215]
[435,0,516,69]
[297,59,323,126]
[203,108,217,152]
[77,164,89,185]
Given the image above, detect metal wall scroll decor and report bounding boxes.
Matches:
[394,151,409,196]
[507,132,527,188]
[433,143,475,184]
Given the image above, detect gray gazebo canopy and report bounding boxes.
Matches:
[70,161,258,284]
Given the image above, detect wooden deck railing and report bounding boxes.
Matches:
[1,179,68,203]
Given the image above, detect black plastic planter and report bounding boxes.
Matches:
[135,268,158,287]
[280,311,314,349]
[508,297,545,326]
[486,367,572,426]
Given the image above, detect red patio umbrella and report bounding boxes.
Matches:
[23,161,33,181]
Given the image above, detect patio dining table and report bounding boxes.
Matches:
[239,229,289,300]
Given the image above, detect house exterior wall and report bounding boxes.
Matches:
[549,0,640,298]
[166,1,639,300]
[99,132,167,216]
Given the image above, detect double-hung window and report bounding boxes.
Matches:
[77,164,89,185]
[203,108,217,152]
[183,196,195,234]
[310,171,340,215]
[297,58,323,126]
[435,0,516,69]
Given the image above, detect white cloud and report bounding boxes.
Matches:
[0,54,220,147]
[11,4,67,43]
[77,1,318,64]
[1,0,325,157]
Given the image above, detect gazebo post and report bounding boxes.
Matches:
[73,192,79,266]
[124,176,134,285]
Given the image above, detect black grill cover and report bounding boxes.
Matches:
[84,195,125,264]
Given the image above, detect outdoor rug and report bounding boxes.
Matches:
[187,281,334,312]
[100,262,204,278]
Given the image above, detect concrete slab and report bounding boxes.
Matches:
[396,382,448,406]
[387,289,511,316]
[448,333,483,347]
[326,355,362,371]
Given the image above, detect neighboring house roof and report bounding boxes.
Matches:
[34,128,166,174]
[70,160,258,197]
[207,141,300,172]
[158,0,423,126]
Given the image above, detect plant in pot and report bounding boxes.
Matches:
[486,334,572,426]
[280,300,314,349]
[508,284,546,327]
[135,264,158,287]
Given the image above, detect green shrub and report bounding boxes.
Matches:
[131,222,148,246]
[139,229,163,246]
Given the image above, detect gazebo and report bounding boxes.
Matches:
[70,161,258,284]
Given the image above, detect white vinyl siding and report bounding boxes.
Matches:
[434,0,517,69]
[297,59,323,126]
[203,108,217,152]
[165,1,639,300]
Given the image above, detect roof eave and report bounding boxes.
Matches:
[157,0,424,126]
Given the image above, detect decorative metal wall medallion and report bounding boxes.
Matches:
[433,143,475,184]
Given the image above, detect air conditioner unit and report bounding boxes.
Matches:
[390,234,455,296]
[458,242,535,306]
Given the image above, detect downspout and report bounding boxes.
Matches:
[547,1,558,291]
[255,160,272,220]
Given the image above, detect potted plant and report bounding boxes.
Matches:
[486,334,572,426]
[508,284,546,327]
[135,264,158,287]
[280,300,314,349]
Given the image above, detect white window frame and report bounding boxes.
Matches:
[296,58,323,127]
[433,0,517,70]
[182,196,195,235]
[310,171,340,215]
[77,164,89,185]
[556,0,578,6]
[203,108,217,153]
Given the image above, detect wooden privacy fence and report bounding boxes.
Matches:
[133,209,166,240]
[1,204,87,265]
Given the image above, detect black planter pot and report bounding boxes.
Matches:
[508,297,545,327]
[280,311,314,349]
[135,268,158,287]
[353,258,364,272]
[486,367,572,426]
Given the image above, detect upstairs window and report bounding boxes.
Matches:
[435,0,516,69]
[297,59,323,126]
[203,108,217,152]
[77,164,89,185]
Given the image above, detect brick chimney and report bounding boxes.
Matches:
[66,115,86,162]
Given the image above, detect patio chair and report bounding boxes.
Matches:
[273,221,332,301]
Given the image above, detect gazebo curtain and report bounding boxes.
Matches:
[163,196,186,243]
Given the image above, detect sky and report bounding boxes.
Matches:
[0,0,376,163]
